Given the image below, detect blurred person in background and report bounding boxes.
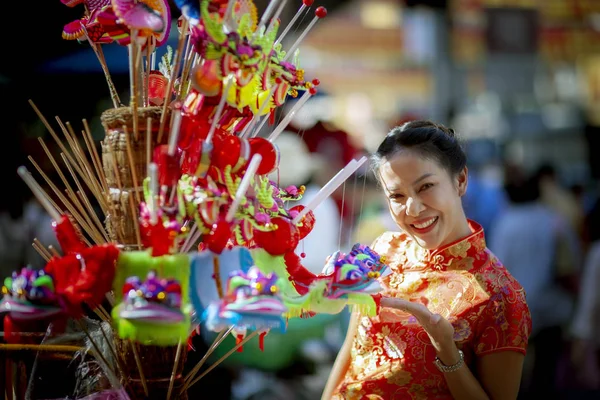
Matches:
[569,199,600,396]
[536,163,585,238]
[324,121,531,399]
[489,171,581,398]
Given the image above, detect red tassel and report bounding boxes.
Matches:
[236,334,245,352]
[269,109,276,125]
[372,293,383,314]
[258,331,267,352]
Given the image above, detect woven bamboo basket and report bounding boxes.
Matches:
[100,106,169,246]
[114,339,188,399]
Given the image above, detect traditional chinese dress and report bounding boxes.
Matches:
[334,220,532,399]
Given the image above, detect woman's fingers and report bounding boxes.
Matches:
[380,297,432,321]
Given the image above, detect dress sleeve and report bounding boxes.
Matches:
[473,278,532,356]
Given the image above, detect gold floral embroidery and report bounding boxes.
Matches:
[344,382,366,400]
[385,369,412,386]
[339,220,532,399]
[449,240,471,258]
[450,256,474,271]
[379,326,406,359]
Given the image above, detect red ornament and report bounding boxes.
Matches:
[140,221,176,257]
[205,219,233,254]
[303,0,314,6]
[289,205,316,239]
[315,6,327,18]
[153,145,182,187]
[147,71,168,106]
[300,252,306,258]
[248,137,280,175]
[253,218,300,256]
[211,135,250,173]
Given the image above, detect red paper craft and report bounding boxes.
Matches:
[45,244,119,316]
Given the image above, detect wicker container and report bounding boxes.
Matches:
[100,106,169,246]
[114,339,188,400]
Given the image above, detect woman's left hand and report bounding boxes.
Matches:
[381,296,460,365]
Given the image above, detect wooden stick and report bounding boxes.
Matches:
[146,117,153,173]
[183,326,233,384]
[166,341,184,400]
[213,256,224,299]
[158,18,189,143]
[29,101,89,187]
[33,238,52,260]
[123,126,142,204]
[35,138,92,222]
[62,154,109,243]
[0,344,83,353]
[84,34,120,108]
[129,29,140,141]
[64,121,106,208]
[48,245,61,257]
[76,319,117,377]
[30,102,108,211]
[178,34,194,101]
[145,41,152,107]
[129,341,149,397]
[17,166,62,221]
[184,331,260,392]
[82,119,110,195]
[109,153,133,242]
[27,157,97,245]
[32,242,51,262]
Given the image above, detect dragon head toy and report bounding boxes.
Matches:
[0,267,63,321]
[119,270,184,324]
[112,252,191,346]
[203,266,287,351]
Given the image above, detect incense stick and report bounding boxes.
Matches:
[129,341,149,397]
[166,340,184,400]
[183,327,233,384]
[158,18,189,143]
[183,331,260,392]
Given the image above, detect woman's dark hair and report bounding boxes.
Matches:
[371,120,467,177]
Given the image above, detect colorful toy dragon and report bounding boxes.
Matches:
[203,266,286,350]
[0,267,63,321]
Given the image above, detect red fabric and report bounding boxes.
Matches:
[45,244,119,316]
[53,216,86,255]
[334,221,532,399]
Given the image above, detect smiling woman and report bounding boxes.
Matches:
[322,120,532,400]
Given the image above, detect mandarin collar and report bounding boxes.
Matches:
[414,220,486,271]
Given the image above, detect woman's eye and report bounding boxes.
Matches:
[389,193,404,201]
[420,183,434,192]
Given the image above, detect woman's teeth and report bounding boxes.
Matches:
[412,217,437,229]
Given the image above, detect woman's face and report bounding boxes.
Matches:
[378,150,469,250]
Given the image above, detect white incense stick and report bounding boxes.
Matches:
[267,89,314,142]
[18,166,62,221]
[225,154,262,223]
[275,0,312,45]
[292,157,367,225]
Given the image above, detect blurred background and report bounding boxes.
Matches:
[2,0,600,399]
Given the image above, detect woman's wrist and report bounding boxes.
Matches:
[436,341,461,366]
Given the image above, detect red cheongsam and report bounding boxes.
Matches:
[334,220,532,399]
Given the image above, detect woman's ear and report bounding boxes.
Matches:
[456,167,468,197]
